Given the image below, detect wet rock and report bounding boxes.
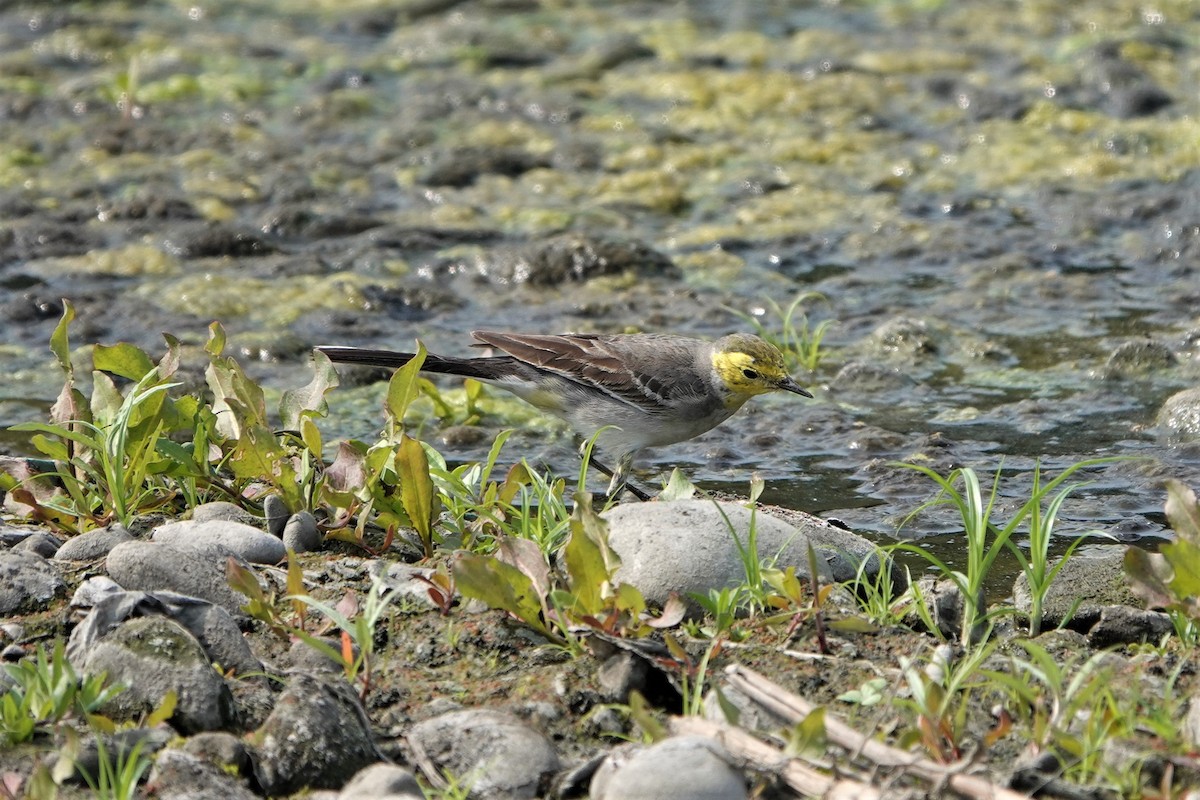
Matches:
[1071,40,1174,119]
[1086,604,1172,648]
[12,530,61,558]
[106,540,252,614]
[407,708,559,799]
[191,501,261,528]
[483,234,679,286]
[1158,387,1200,443]
[152,519,286,565]
[420,146,549,187]
[8,221,103,259]
[871,316,939,358]
[603,500,877,611]
[1100,338,1175,378]
[596,650,652,703]
[81,616,238,734]
[263,494,290,537]
[590,735,747,800]
[336,763,424,799]
[830,362,912,393]
[182,731,253,777]
[67,589,262,680]
[98,192,199,221]
[54,524,134,561]
[0,550,65,614]
[252,672,384,795]
[282,511,321,553]
[148,749,259,800]
[258,204,382,239]
[161,223,274,258]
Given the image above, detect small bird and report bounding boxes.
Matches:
[317,330,812,500]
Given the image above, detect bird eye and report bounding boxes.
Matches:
[742,368,759,380]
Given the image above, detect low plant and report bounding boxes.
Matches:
[7,303,187,530]
[843,544,909,627]
[1,640,125,745]
[661,634,721,717]
[984,641,1123,785]
[1127,479,1200,619]
[453,492,653,655]
[76,735,153,800]
[288,574,404,700]
[894,457,1120,645]
[894,642,995,763]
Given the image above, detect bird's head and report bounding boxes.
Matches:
[711,333,813,403]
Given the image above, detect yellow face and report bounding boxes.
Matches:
[711,334,808,403]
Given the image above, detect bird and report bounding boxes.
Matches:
[316,330,812,501]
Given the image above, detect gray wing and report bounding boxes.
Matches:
[471,331,709,414]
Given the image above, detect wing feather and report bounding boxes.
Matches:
[471,331,708,413]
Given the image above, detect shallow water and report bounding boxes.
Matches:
[2,0,1199,572]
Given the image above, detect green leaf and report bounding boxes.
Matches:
[659,468,696,501]
[158,333,182,379]
[204,321,226,357]
[144,689,177,728]
[396,435,436,556]
[227,425,302,511]
[453,552,555,640]
[49,300,75,375]
[563,494,615,616]
[280,349,339,431]
[89,371,124,427]
[385,342,427,427]
[300,416,322,461]
[785,707,828,759]
[92,343,155,381]
[1165,479,1200,541]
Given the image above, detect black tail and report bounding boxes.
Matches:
[315,346,508,381]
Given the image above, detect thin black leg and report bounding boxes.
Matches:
[586,456,652,502]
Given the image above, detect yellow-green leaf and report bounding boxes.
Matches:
[396,434,435,554]
[92,342,155,381]
[50,300,75,376]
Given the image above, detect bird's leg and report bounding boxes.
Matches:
[576,444,651,502]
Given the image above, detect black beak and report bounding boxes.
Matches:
[778,376,813,398]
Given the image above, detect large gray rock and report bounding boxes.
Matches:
[82,616,238,734]
[191,501,261,528]
[149,749,259,800]
[152,519,286,564]
[12,531,61,558]
[0,550,65,614]
[590,735,747,800]
[337,763,423,800]
[106,540,251,614]
[252,672,384,796]
[282,511,321,554]
[54,524,134,561]
[407,709,560,799]
[1159,387,1200,443]
[603,499,877,610]
[67,589,261,680]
